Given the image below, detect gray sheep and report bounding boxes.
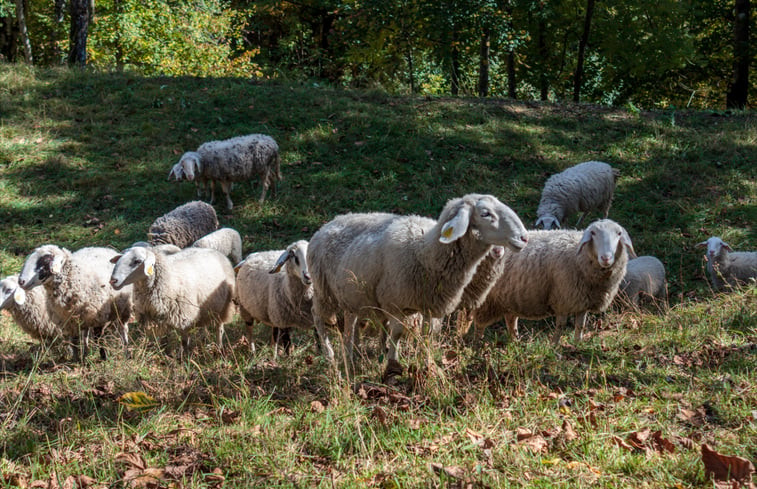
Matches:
[535,161,620,230]
[148,200,219,249]
[696,237,757,291]
[308,193,529,376]
[235,240,312,354]
[18,245,133,360]
[617,255,667,309]
[178,133,282,210]
[109,245,236,358]
[472,219,635,345]
[0,274,64,348]
[192,227,243,264]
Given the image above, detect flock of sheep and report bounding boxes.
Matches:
[1,134,756,378]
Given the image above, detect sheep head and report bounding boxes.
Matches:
[269,240,311,286]
[0,275,26,308]
[696,237,732,263]
[577,219,635,269]
[178,151,202,181]
[535,215,561,230]
[110,246,156,290]
[439,194,528,252]
[18,245,68,290]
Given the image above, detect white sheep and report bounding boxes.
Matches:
[472,219,635,345]
[191,227,243,264]
[235,240,312,354]
[178,133,282,210]
[109,245,236,358]
[308,193,529,376]
[535,160,620,230]
[617,255,667,309]
[18,245,133,360]
[147,200,219,249]
[166,162,184,182]
[0,275,64,348]
[696,237,757,291]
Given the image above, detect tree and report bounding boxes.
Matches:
[726,0,750,108]
[15,0,32,62]
[67,0,92,66]
[573,0,595,102]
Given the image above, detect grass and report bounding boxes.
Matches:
[0,64,755,487]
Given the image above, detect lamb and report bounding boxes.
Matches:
[109,245,236,358]
[472,219,635,345]
[535,161,620,230]
[167,162,184,182]
[696,237,757,291]
[17,245,133,360]
[177,133,282,210]
[617,255,667,309]
[191,227,243,264]
[0,275,64,347]
[147,200,219,249]
[234,240,312,354]
[307,193,529,376]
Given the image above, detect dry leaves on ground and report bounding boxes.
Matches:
[701,444,756,489]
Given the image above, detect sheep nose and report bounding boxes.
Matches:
[599,255,614,267]
[303,272,312,284]
[520,235,528,244]
[109,278,118,286]
[17,278,25,287]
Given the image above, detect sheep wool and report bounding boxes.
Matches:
[0,275,64,345]
[617,255,667,308]
[697,237,757,291]
[192,227,243,264]
[148,200,219,249]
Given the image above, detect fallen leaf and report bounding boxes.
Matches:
[429,463,466,480]
[372,406,390,426]
[701,444,755,486]
[310,400,326,413]
[612,436,634,451]
[116,452,147,471]
[562,419,578,442]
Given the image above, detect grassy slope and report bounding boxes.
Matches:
[0,65,755,487]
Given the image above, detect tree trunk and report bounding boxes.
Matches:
[573,0,596,102]
[15,0,32,63]
[406,46,415,93]
[726,0,750,109]
[507,50,516,98]
[0,15,19,62]
[538,16,548,100]
[451,28,460,95]
[478,27,490,97]
[67,0,90,67]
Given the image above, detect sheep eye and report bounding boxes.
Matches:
[480,209,491,218]
[294,256,300,266]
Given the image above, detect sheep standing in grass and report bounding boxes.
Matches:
[18,245,133,360]
[696,237,757,291]
[617,255,667,309]
[472,219,635,345]
[0,275,64,348]
[178,133,282,210]
[148,200,219,248]
[535,161,620,230]
[191,227,243,264]
[235,240,312,354]
[308,194,529,376]
[109,245,236,358]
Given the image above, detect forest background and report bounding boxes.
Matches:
[0,0,753,109]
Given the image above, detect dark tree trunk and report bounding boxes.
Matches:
[67,0,90,67]
[406,46,415,93]
[15,0,32,63]
[451,28,460,95]
[0,15,19,61]
[573,0,596,102]
[507,50,517,98]
[726,0,750,109]
[478,27,490,97]
[538,16,548,100]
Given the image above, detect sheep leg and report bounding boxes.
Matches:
[505,313,520,340]
[118,321,130,360]
[573,312,588,342]
[216,323,225,352]
[551,316,569,346]
[384,318,404,378]
[208,181,216,205]
[313,315,335,364]
[575,212,587,228]
[342,312,359,372]
[220,181,233,210]
[259,174,269,203]
[180,332,191,360]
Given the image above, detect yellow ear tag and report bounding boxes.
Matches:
[146,264,154,276]
[13,288,26,305]
[441,226,454,239]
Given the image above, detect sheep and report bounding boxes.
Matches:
[191,227,243,264]
[696,237,757,291]
[234,240,312,354]
[535,161,620,230]
[167,162,184,182]
[307,193,529,376]
[177,133,282,210]
[616,255,667,309]
[17,245,133,361]
[472,219,635,345]
[0,274,64,348]
[109,245,236,358]
[147,200,219,249]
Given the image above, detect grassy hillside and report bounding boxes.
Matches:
[0,65,755,488]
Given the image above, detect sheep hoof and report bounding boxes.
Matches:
[383,359,404,381]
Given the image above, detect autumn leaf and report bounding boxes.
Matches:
[117,392,158,412]
[429,463,467,480]
[116,452,147,471]
[701,444,756,487]
[310,400,326,413]
[562,419,578,442]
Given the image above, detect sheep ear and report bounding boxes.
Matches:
[109,254,122,264]
[440,206,471,244]
[144,253,156,277]
[50,254,64,274]
[620,229,636,258]
[577,228,593,255]
[13,287,26,306]
[534,217,544,228]
[695,241,708,248]
[269,250,291,274]
[722,242,733,252]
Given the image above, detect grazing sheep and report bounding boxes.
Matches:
[191,227,243,264]
[472,219,635,344]
[109,245,236,358]
[617,255,667,309]
[147,200,219,249]
[0,275,64,347]
[167,162,184,182]
[535,161,620,230]
[17,245,133,360]
[696,237,757,291]
[235,240,312,354]
[178,133,282,210]
[308,193,529,376]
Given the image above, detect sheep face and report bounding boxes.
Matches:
[269,240,311,285]
[167,162,184,181]
[440,195,528,252]
[0,276,26,308]
[577,220,635,269]
[18,245,67,290]
[696,237,732,263]
[179,152,202,181]
[535,215,560,230]
[110,247,156,290]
